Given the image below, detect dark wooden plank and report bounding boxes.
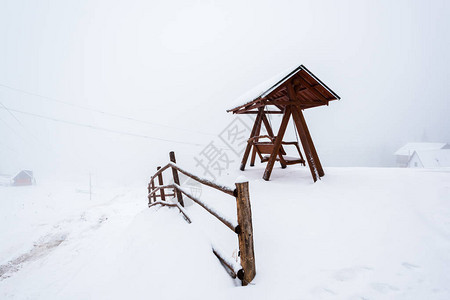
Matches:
[291,108,319,182]
[295,74,328,103]
[240,110,283,114]
[240,108,264,171]
[235,180,256,285]
[169,151,184,206]
[157,166,165,201]
[287,80,324,177]
[150,179,157,203]
[170,162,235,196]
[297,109,324,177]
[262,106,291,181]
[250,112,263,167]
[287,81,320,181]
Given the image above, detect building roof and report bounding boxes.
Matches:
[13,170,33,180]
[227,65,340,114]
[411,149,450,168]
[395,143,448,156]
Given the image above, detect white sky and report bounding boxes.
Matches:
[1,0,449,182]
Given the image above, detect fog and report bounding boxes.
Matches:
[1,0,449,184]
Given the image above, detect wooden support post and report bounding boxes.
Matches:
[291,108,319,182]
[287,80,321,181]
[261,113,275,137]
[250,147,257,167]
[262,107,291,181]
[147,182,152,206]
[250,112,263,167]
[169,151,184,207]
[262,113,286,169]
[235,180,256,286]
[157,166,165,201]
[297,110,324,177]
[240,108,264,171]
[150,179,157,203]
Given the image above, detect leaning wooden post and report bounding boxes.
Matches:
[235,179,256,286]
[169,151,184,207]
[157,166,166,201]
[240,107,264,171]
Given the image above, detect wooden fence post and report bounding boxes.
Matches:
[169,151,184,207]
[157,166,166,201]
[235,180,256,286]
[150,179,157,203]
[147,182,152,206]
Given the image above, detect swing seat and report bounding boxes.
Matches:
[249,136,306,166]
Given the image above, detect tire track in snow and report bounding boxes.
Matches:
[0,233,67,280]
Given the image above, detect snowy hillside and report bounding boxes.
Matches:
[1,166,450,299]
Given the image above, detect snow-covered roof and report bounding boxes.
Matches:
[394,143,448,156]
[227,64,340,113]
[411,149,450,168]
[13,170,33,180]
[229,65,301,110]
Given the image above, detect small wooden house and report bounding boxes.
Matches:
[12,170,35,186]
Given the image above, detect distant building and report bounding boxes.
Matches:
[12,170,35,186]
[408,149,450,169]
[394,143,450,167]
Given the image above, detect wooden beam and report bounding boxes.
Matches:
[291,109,319,182]
[287,80,324,177]
[148,200,191,224]
[157,166,165,201]
[295,109,324,177]
[240,108,264,171]
[250,111,263,167]
[295,74,328,103]
[150,179,157,203]
[240,110,283,114]
[169,151,184,206]
[287,82,319,182]
[268,95,289,103]
[235,180,256,286]
[262,112,286,169]
[261,113,275,137]
[294,83,321,94]
[262,106,291,181]
[226,98,260,113]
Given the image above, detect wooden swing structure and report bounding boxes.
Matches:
[227,65,340,182]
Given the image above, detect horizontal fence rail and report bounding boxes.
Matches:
[146,151,256,286]
[149,162,236,196]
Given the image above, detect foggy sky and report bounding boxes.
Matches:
[1,0,449,183]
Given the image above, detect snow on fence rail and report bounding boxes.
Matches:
[147,151,256,286]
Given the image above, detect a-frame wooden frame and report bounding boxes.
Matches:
[228,65,340,182]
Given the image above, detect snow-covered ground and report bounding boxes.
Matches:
[1,166,450,299]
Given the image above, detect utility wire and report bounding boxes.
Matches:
[0,100,27,129]
[0,106,212,147]
[0,100,42,146]
[0,113,26,143]
[0,83,216,137]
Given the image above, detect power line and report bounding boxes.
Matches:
[0,100,42,146]
[0,100,26,129]
[0,106,211,147]
[0,113,25,142]
[0,83,216,137]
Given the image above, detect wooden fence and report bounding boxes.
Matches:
[147,151,256,286]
